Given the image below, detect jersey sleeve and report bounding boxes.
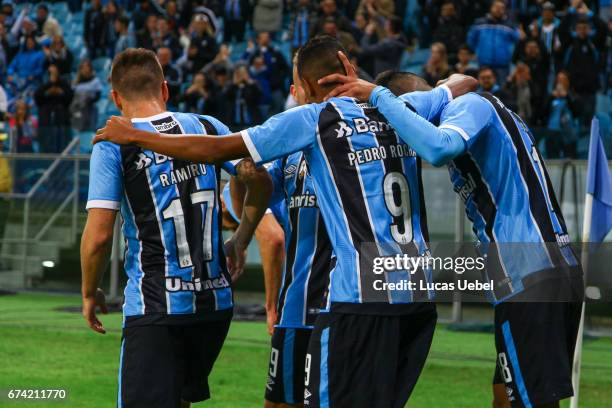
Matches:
[399,85,453,122]
[266,159,286,206]
[86,141,123,210]
[438,93,493,148]
[240,104,321,165]
[199,114,241,175]
[369,85,467,166]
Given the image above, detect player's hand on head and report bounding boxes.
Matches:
[93,116,134,145]
[224,236,248,283]
[319,52,376,101]
[82,288,108,334]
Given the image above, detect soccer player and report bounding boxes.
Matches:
[225,58,335,407]
[321,67,584,408]
[94,37,477,407]
[80,48,272,408]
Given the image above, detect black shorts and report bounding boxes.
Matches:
[118,319,231,408]
[493,278,583,407]
[304,304,437,408]
[265,327,313,404]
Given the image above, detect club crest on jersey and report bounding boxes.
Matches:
[134,152,153,170]
[335,120,353,138]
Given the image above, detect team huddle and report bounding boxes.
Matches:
[81,37,584,408]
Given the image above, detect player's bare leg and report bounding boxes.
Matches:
[254,213,285,335]
[492,383,511,408]
[180,400,190,408]
[264,400,302,408]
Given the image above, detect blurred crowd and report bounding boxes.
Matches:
[0,0,610,159]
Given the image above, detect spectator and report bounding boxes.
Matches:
[355,0,395,20]
[223,0,249,43]
[503,62,534,122]
[44,35,73,78]
[542,70,580,157]
[186,14,219,71]
[559,0,607,49]
[477,66,511,102]
[211,65,232,124]
[102,0,119,57]
[180,71,220,115]
[432,1,465,64]
[467,0,519,81]
[34,64,73,153]
[0,23,10,79]
[136,14,157,50]
[535,2,562,63]
[224,65,262,129]
[288,0,316,55]
[1,3,15,29]
[7,36,46,86]
[157,47,182,110]
[563,18,602,126]
[453,45,479,77]
[202,44,234,76]
[252,0,283,36]
[313,0,353,34]
[249,55,272,117]
[34,3,62,44]
[423,42,451,86]
[165,1,181,34]
[84,0,107,58]
[70,59,102,132]
[242,32,289,114]
[114,16,135,57]
[360,16,406,77]
[519,39,549,116]
[132,0,156,32]
[8,99,37,153]
[513,22,547,64]
[153,17,181,59]
[322,18,358,55]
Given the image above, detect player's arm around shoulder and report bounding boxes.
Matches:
[94,116,250,164]
[225,158,273,281]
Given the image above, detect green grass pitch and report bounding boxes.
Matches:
[1,293,611,407]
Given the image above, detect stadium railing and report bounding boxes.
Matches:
[0,138,84,288]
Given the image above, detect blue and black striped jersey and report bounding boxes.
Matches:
[87,112,234,326]
[268,153,333,327]
[241,88,452,312]
[439,93,580,302]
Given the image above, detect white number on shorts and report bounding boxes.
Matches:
[269,347,279,378]
[498,352,513,383]
[383,172,413,244]
[304,353,312,386]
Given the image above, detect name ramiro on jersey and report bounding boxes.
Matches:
[348,143,416,167]
[159,163,209,187]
